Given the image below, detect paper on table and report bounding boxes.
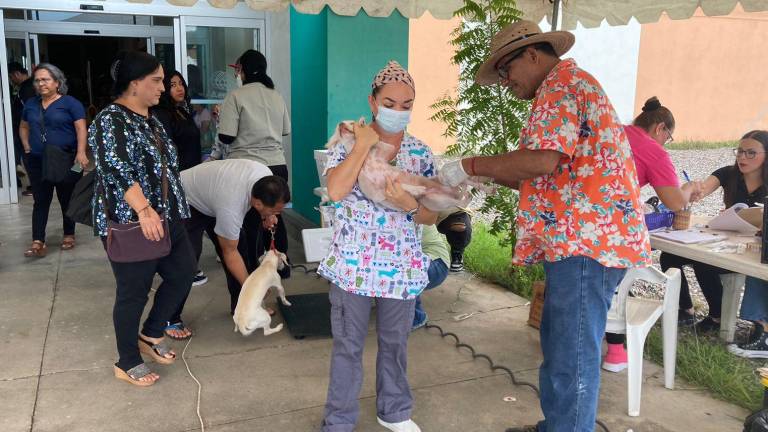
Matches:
[651,230,723,244]
[707,203,760,234]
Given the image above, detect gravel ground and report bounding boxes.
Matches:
[470,148,744,327]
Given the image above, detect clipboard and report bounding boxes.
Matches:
[708,203,760,233]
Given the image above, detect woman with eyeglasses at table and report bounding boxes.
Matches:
[602,96,704,372]
[660,130,768,345]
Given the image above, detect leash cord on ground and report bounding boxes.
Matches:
[424,323,611,432]
[182,336,205,432]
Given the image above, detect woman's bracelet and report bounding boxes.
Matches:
[137,203,151,215]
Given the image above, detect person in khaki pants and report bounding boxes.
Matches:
[218,49,292,273]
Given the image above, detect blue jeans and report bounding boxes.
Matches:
[538,256,627,432]
[413,259,449,325]
[741,277,768,322]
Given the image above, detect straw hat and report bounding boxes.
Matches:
[475,20,575,86]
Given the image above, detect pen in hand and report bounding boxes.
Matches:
[682,170,698,207]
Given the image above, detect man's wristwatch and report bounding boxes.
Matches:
[407,203,421,217]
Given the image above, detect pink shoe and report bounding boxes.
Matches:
[602,343,628,372]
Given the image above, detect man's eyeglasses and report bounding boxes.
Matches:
[496,49,525,81]
[733,148,766,159]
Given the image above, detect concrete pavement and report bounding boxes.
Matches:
[0,196,748,431]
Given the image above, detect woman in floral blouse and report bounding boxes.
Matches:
[318,61,437,432]
[89,51,195,387]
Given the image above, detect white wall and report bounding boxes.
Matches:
[543,18,641,124]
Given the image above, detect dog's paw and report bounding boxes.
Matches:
[401,184,427,196]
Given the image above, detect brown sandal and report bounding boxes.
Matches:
[138,335,176,365]
[61,236,76,250]
[24,240,47,258]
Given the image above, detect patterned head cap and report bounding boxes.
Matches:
[371,60,415,93]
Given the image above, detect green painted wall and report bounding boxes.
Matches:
[290,6,409,224]
[325,10,409,132]
[290,7,328,224]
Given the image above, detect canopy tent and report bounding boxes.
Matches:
[124,0,464,19]
[125,0,768,24]
[520,0,768,29]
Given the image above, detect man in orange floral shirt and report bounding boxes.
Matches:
[440,21,651,432]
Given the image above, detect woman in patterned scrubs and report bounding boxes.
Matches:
[318,61,438,432]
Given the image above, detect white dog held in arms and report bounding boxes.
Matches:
[233,250,292,336]
[326,119,491,212]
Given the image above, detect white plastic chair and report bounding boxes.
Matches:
[605,266,681,417]
[719,273,746,342]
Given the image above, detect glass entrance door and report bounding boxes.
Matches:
[178,17,266,157]
[0,10,17,203]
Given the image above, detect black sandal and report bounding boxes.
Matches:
[163,321,193,340]
[138,335,176,365]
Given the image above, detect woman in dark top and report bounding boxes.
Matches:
[90,51,195,387]
[19,63,88,257]
[152,70,201,171]
[661,130,768,334]
[152,70,205,338]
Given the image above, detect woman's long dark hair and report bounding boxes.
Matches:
[723,130,768,207]
[158,69,192,121]
[237,49,274,89]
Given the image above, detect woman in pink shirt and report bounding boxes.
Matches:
[625,97,698,210]
[604,97,699,372]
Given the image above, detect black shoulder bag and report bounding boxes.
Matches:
[66,169,96,226]
[40,99,76,183]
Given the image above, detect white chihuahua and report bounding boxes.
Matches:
[233,250,292,337]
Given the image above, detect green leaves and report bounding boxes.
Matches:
[430,0,529,247]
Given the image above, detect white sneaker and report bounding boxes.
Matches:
[192,270,208,287]
[377,417,421,432]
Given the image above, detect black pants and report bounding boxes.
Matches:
[606,332,625,345]
[437,211,472,254]
[104,220,195,371]
[181,206,266,317]
[26,154,78,242]
[266,164,289,254]
[660,252,730,318]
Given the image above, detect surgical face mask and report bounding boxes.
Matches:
[375,105,411,133]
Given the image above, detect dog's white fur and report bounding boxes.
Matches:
[233,250,292,337]
[326,119,491,212]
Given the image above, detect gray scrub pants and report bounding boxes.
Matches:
[321,284,417,431]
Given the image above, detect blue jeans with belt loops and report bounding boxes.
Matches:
[537,256,627,432]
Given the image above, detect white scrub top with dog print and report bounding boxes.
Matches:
[318,133,435,300]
